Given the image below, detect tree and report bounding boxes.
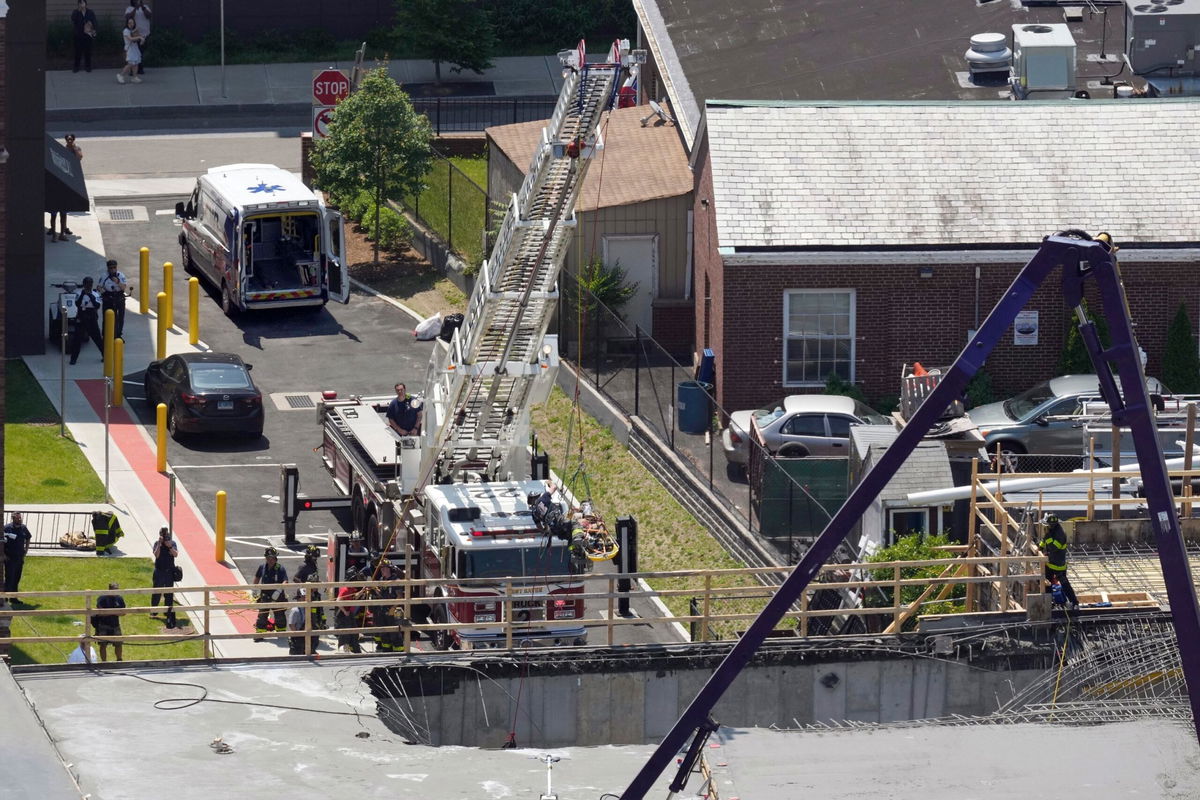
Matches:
[393,0,497,84]
[865,534,965,630]
[1058,299,1111,375]
[312,68,434,267]
[1163,303,1200,393]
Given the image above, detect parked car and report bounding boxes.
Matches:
[720,395,893,472]
[145,352,264,440]
[967,373,1168,462]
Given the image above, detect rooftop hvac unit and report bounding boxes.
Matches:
[1125,0,1200,77]
[1011,23,1077,99]
[965,32,1012,76]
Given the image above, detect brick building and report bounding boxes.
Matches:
[694,99,1200,413]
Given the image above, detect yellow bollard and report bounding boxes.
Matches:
[156,292,168,360]
[162,261,175,330]
[156,403,168,472]
[103,309,115,378]
[139,246,150,314]
[113,338,124,406]
[188,277,200,345]
[215,490,227,562]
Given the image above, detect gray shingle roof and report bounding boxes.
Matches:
[706,100,1200,248]
[849,426,955,502]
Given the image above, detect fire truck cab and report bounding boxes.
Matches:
[416,480,587,649]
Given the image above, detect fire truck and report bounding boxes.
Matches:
[285,40,643,649]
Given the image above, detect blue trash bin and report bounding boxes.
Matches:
[677,380,712,434]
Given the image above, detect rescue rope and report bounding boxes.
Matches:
[1050,610,1073,712]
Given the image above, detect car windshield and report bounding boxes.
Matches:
[1003,380,1058,420]
[752,399,788,427]
[189,362,253,392]
[463,546,572,579]
[852,400,890,425]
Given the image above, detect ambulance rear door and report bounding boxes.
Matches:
[324,209,350,304]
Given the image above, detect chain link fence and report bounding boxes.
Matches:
[554,270,842,565]
[403,156,488,268]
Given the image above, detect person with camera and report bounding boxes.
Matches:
[98,259,128,340]
[151,527,179,629]
[253,547,288,641]
[69,277,103,365]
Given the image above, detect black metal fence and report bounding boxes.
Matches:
[413,97,558,134]
[404,156,488,267]
[554,270,844,565]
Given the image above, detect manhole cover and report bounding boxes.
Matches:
[95,206,149,223]
[285,394,316,409]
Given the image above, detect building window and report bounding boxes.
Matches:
[784,289,855,386]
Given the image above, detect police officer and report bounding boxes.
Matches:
[98,259,128,339]
[69,277,103,365]
[253,546,288,639]
[1041,514,1079,610]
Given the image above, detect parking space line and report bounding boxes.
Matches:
[171,464,280,469]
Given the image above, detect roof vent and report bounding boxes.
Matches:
[1022,25,1055,34]
[965,32,1012,76]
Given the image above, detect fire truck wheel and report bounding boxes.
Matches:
[364,513,380,551]
[351,487,365,533]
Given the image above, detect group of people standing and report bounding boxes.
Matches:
[68,259,129,365]
[68,0,152,82]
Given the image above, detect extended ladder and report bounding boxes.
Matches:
[419,42,635,483]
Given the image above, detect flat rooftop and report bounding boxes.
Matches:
[11,652,1200,798]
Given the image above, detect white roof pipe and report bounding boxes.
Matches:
[903,448,1198,507]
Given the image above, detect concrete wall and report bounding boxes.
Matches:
[1073,516,1200,546]
[376,653,1041,748]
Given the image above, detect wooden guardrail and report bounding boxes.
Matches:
[0,555,1045,662]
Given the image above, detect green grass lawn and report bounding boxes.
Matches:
[531,386,761,635]
[404,156,488,268]
[5,360,105,504]
[7,557,205,665]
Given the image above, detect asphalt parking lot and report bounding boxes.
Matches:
[97,196,435,580]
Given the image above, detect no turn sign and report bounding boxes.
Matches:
[313,106,335,139]
[312,68,350,106]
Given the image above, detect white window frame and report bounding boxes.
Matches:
[782,288,856,387]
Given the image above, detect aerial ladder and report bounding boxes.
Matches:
[418,41,641,486]
[621,231,1200,798]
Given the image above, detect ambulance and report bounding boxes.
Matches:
[175,164,350,314]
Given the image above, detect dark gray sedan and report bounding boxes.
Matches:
[145,352,265,440]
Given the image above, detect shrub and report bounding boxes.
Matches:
[824,372,866,404]
[963,371,995,409]
[1058,299,1110,375]
[574,258,637,318]
[374,206,412,251]
[866,533,965,630]
[1163,303,1200,393]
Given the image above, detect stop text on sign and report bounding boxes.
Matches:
[312,69,350,106]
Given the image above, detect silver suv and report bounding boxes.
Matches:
[968,374,1168,461]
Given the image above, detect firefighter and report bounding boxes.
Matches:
[335,568,366,653]
[1041,514,1079,610]
[92,510,125,556]
[371,560,402,652]
[252,546,288,640]
[295,545,325,629]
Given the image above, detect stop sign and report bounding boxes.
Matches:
[312,69,350,106]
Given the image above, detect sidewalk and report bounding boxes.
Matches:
[45,55,569,122]
[21,207,264,658]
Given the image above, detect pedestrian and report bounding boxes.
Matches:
[124,0,152,74]
[92,582,126,662]
[1041,514,1079,610]
[69,277,103,365]
[99,259,128,340]
[67,635,100,665]
[117,15,144,85]
[151,527,179,629]
[387,383,422,435]
[253,546,288,640]
[71,0,98,73]
[48,135,83,241]
[3,512,33,599]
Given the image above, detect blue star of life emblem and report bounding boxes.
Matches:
[248,182,285,194]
